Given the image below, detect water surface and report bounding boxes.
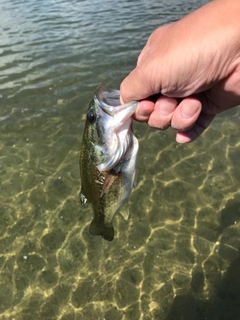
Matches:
[1,0,240,319]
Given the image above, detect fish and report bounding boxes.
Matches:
[79,86,139,241]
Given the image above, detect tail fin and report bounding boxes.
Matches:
[89,219,114,241]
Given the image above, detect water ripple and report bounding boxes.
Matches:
[3,1,240,320]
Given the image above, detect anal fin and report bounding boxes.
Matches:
[119,203,130,220]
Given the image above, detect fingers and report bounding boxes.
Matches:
[133,99,154,122]
[171,98,202,131]
[134,96,214,143]
[176,113,215,143]
[134,96,178,128]
[172,97,215,142]
[135,96,202,131]
[148,97,178,129]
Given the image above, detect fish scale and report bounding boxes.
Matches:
[79,87,138,241]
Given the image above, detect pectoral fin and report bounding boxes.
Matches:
[100,174,118,197]
[79,192,88,207]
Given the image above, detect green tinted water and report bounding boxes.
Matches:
[1,0,240,319]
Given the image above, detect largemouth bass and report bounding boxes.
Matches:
[79,86,138,241]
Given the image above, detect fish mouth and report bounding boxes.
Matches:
[95,86,138,123]
[93,86,138,172]
[96,86,121,109]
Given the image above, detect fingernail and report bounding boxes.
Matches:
[181,103,199,119]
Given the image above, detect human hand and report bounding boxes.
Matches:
[120,0,240,143]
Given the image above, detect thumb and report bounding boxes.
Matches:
[120,64,154,104]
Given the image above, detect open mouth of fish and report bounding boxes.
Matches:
[93,86,138,171]
[95,86,138,125]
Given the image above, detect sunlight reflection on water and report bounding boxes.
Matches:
[1,0,240,319]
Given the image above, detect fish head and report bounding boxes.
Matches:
[82,98,107,166]
[84,87,138,171]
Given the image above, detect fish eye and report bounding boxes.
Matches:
[87,111,96,124]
